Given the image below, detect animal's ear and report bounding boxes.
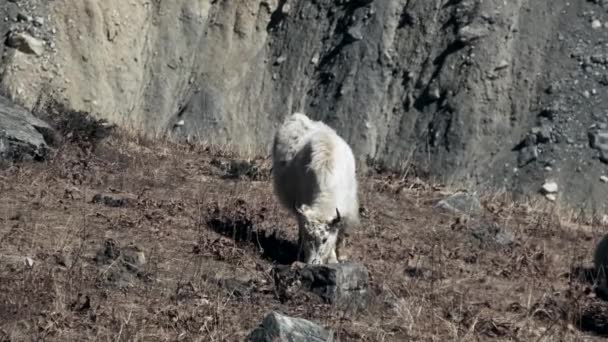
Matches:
[330,208,342,226]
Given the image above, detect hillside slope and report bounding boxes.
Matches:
[3,0,608,208]
[0,126,608,341]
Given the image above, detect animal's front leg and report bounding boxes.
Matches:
[297,225,305,263]
[335,228,350,262]
[327,249,338,264]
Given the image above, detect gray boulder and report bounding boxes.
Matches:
[435,192,483,216]
[248,311,333,342]
[0,95,53,164]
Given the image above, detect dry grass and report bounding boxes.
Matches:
[0,128,608,341]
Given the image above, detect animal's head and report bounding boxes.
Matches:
[295,205,343,264]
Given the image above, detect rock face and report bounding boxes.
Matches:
[248,311,333,342]
[0,95,53,164]
[1,0,608,209]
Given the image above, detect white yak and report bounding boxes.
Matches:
[271,112,360,264]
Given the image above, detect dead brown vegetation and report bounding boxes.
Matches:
[0,128,607,341]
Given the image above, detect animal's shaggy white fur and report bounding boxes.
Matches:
[272,112,359,264]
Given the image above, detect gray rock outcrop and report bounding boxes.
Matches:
[248,311,333,342]
[0,95,53,165]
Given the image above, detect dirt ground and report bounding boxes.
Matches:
[1,130,608,341]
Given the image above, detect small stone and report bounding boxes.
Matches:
[427,86,441,101]
[6,32,45,56]
[94,239,149,288]
[469,222,514,248]
[541,181,558,194]
[33,16,44,26]
[457,24,489,43]
[588,129,608,151]
[122,245,146,266]
[601,176,608,183]
[539,103,559,120]
[64,185,82,200]
[311,53,319,65]
[24,257,34,267]
[54,253,71,267]
[531,125,552,143]
[91,192,134,207]
[584,90,591,98]
[435,192,483,215]
[495,59,509,70]
[591,54,605,64]
[274,55,287,65]
[592,19,603,29]
[16,12,31,22]
[345,25,363,42]
[544,166,553,171]
[545,193,557,202]
[517,145,538,166]
[210,276,255,299]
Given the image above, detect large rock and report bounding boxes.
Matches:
[248,311,333,342]
[273,262,369,310]
[0,95,53,164]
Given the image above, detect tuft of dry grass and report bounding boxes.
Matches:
[0,128,607,341]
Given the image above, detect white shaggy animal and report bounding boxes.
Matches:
[272,112,360,264]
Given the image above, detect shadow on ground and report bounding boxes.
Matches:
[206,209,300,265]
